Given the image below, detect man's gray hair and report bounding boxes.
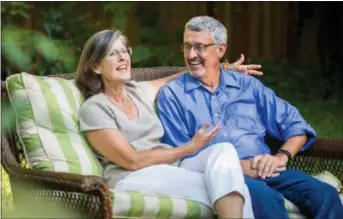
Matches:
[185,16,227,44]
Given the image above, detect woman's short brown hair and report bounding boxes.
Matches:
[75,29,129,99]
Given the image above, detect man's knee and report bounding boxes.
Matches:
[306,180,343,217]
[314,181,340,202]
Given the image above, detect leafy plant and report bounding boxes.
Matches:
[131,3,184,67]
[2,26,76,75]
[249,58,343,137]
[2,167,13,212]
[1,2,31,24]
[103,2,135,31]
[251,58,340,102]
[1,2,95,76]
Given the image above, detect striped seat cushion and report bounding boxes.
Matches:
[110,190,214,219]
[109,193,342,219]
[110,171,342,219]
[6,72,102,176]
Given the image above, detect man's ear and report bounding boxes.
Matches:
[217,44,227,59]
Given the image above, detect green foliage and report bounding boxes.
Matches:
[2,102,17,134]
[296,101,343,138]
[1,2,184,75]
[41,2,91,52]
[252,58,343,138]
[1,2,92,76]
[254,58,342,102]
[1,175,78,218]
[2,26,76,75]
[103,2,134,31]
[100,2,184,67]
[132,3,184,67]
[1,2,31,23]
[2,168,76,218]
[2,168,13,212]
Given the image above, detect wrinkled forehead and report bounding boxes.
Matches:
[107,36,127,52]
[183,29,214,44]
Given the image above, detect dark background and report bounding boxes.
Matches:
[1,1,343,137]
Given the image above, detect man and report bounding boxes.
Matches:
[157,16,343,219]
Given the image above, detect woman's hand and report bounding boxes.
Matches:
[188,123,221,154]
[222,54,263,76]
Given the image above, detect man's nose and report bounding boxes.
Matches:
[188,47,197,59]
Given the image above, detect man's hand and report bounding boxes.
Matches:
[222,54,263,76]
[240,160,258,178]
[251,154,288,179]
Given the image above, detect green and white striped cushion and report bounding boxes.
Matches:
[288,212,306,219]
[109,171,341,219]
[110,190,214,219]
[6,72,102,176]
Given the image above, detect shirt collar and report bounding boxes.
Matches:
[185,67,240,92]
[219,67,240,89]
[185,73,203,92]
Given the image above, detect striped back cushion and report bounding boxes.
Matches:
[6,72,102,176]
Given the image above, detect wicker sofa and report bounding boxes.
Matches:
[2,67,343,219]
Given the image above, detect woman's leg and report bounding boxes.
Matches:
[214,192,244,219]
[115,164,212,208]
[180,143,254,219]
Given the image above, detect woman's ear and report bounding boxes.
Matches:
[92,65,101,75]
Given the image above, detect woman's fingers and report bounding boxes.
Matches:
[247,70,263,76]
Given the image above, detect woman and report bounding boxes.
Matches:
[76,29,261,219]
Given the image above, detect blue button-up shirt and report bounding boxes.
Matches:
[157,67,316,159]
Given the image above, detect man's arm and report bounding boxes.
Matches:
[254,78,316,150]
[251,78,316,178]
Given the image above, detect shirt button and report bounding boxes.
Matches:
[211,95,216,99]
[214,113,219,117]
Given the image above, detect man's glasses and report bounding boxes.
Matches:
[181,43,216,53]
[108,47,132,59]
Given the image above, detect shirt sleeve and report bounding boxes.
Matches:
[253,78,317,151]
[157,86,192,147]
[79,98,118,131]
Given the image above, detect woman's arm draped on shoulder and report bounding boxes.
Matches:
[147,70,187,102]
[223,54,263,76]
[146,55,263,102]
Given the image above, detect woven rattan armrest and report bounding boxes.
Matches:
[298,138,343,159]
[1,134,112,219]
[267,137,343,159]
